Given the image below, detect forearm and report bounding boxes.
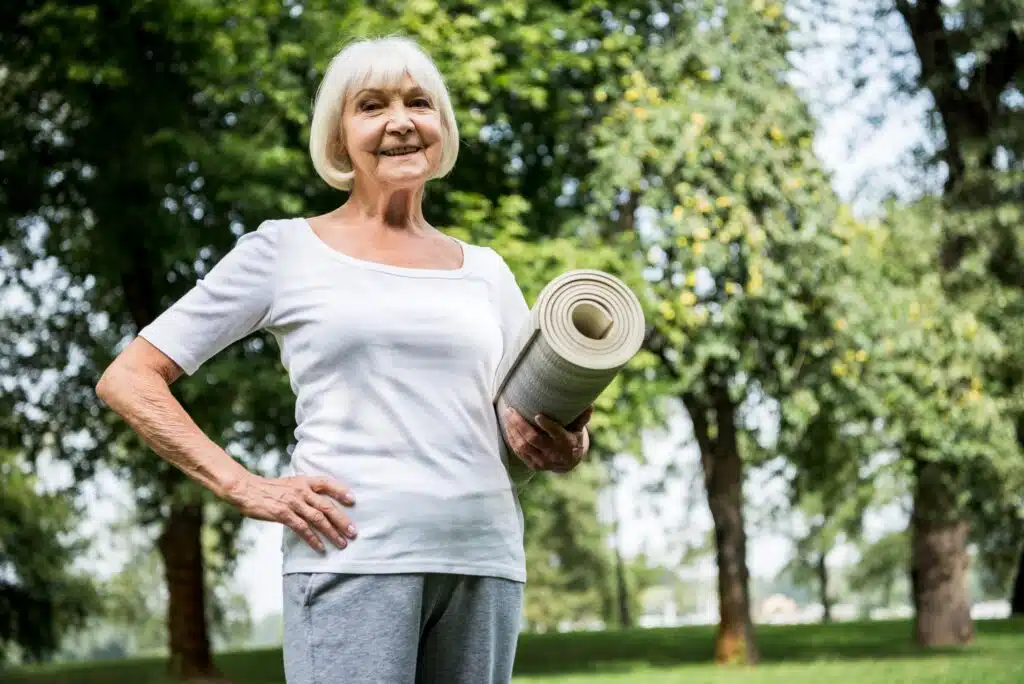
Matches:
[96,364,249,498]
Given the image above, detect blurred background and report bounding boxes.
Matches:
[1,0,1022,683]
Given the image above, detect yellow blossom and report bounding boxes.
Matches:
[694,226,711,241]
[971,377,983,392]
[696,198,713,214]
[693,243,705,256]
[716,196,732,208]
[685,271,698,287]
[967,388,982,403]
[673,205,684,220]
[594,88,608,102]
[659,301,675,320]
[680,291,697,306]
[855,349,868,363]
[725,282,741,295]
[647,86,661,102]
[770,125,784,141]
[832,361,848,377]
[713,150,725,162]
[834,318,847,331]
[625,88,640,102]
[690,112,706,128]
[747,272,764,295]
[635,106,648,120]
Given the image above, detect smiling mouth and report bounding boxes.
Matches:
[379,146,422,157]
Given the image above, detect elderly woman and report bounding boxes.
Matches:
[96,35,591,684]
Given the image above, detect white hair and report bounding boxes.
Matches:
[308,36,460,191]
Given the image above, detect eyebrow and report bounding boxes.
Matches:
[355,86,430,98]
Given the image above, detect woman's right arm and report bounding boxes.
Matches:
[96,336,357,553]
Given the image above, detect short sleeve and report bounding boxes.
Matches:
[138,221,281,375]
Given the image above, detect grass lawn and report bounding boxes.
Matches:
[5,618,1022,684]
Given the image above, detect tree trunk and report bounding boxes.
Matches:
[1010,546,1024,616]
[613,542,633,629]
[158,500,220,681]
[686,387,758,665]
[817,553,832,623]
[911,460,974,647]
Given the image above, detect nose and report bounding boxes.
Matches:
[385,105,414,136]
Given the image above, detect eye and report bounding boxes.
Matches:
[410,97,432,108]
[358,100,381,111]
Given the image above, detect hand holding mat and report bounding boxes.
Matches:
[493,268,646,453]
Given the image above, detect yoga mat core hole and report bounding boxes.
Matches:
[572,302,613,340]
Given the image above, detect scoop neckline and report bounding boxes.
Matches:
[296,217,469,279]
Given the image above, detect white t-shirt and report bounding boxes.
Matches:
[138,217,531,583]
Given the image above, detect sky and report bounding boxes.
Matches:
[26,1,932,622]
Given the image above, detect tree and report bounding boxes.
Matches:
[585,0,864,664]
[794,0,1024,638]
[0,450,99,665]
[834,198,1021,645]
[0,2,334,676]
[1,0,661,676]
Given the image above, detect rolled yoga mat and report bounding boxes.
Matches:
[493,268,646,453]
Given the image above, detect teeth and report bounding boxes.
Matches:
[381,147,419,156]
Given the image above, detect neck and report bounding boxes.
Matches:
[342,179,427,232]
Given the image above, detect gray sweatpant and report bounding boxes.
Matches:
[282,572,524,684]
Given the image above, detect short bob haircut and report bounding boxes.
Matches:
[309,36,460,191]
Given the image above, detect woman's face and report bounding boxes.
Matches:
[341,74,444,189]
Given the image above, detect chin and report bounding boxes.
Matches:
[379,165,437,187]
[377,172,430,188]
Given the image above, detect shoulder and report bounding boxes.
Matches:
[224,217,311,266]
[234,217,293,249]
[457,240,515,280]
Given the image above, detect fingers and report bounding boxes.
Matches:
[309,476,355,506]
[280,508,325,554]
[302,490,358,547]
[504,408,582,473]
[504,408,551,459]
[535,414,574,447]
[566,406,593,432]
[279,477,357,554]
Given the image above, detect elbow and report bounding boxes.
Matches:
[95,364,120,407]
[96,358,137,409]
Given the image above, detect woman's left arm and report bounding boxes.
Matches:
[503,406,592,474]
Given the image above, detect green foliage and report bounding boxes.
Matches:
[584,0,854,412]
[838,200,1020,498]
[0,451,99,665]
[847,531,912,611]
